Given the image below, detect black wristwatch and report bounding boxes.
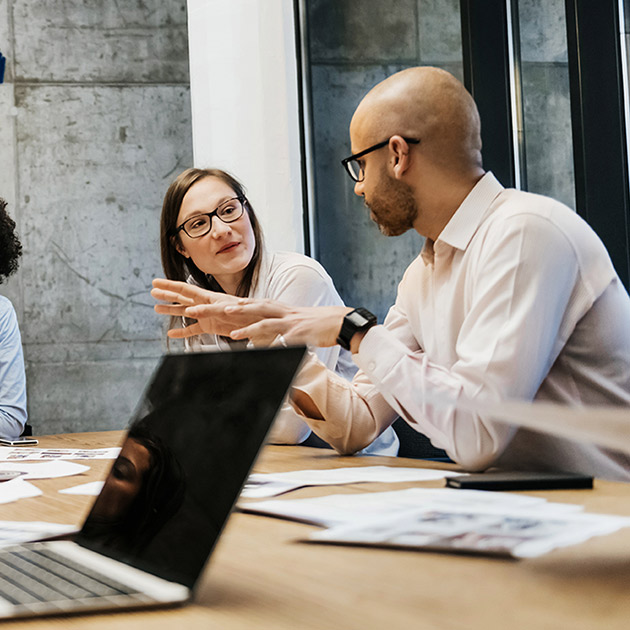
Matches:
[336,308,377,351]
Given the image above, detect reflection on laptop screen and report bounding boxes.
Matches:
[77,347,305,588]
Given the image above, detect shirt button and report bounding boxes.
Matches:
[368,361,376,371]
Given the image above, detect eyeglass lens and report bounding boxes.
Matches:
[182,198,243,238]
[346,160,362,182]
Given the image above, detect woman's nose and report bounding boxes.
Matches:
[210,218,232,237]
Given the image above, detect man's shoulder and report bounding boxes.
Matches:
[488,189,601,246]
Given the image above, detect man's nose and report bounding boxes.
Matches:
[354,179,364,197]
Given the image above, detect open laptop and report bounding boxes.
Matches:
[0,346,305,619]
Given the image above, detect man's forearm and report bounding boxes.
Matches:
[288,354,397,454]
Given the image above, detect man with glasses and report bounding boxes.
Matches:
[153,67,630,480]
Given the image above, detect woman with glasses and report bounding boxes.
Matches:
[159,168,398,454]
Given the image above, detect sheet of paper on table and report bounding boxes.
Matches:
[0,461,89,479]
[242,466,464,498]
[0,520,78,547]
[239,487,582,528]
[307,504,630,559]
[59,481,104,496]
[0,447,120,461]
[0,478,43,504]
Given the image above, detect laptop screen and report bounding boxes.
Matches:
[76,346,305,589]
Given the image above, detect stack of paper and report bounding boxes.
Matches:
[242,488,630,558]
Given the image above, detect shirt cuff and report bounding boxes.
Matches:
[353,325,416,386]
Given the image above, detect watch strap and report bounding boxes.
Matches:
[336,308,377,351]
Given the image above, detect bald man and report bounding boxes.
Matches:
[152,67,630,480]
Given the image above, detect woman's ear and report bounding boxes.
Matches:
[389,135,412,180]
[173,238,190,259]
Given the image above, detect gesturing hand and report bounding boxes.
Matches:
[219,301,352,348]
[151,278,241,339]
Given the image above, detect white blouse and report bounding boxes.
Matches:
[185,250,399,456]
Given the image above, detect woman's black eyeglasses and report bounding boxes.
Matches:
[173,197,246,239]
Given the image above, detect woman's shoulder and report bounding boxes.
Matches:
[267,251,332,280]
[255,250,342,305]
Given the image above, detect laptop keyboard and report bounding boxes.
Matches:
[0,543,153,613]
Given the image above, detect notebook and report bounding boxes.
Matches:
[0,346,305,619]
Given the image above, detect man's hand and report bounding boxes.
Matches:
[219,301,353,348]
[151,277,353,347]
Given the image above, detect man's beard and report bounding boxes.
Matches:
[365,172,418,237]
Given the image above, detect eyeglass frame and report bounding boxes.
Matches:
[341,137,420,182]
[172,196,247,239]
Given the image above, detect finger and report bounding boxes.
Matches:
[185,304,236,319]
[154,303,188,316]
[152,279,215,303]
[166,322,204,338]
[152,278,190,292]
[150,287,196,306]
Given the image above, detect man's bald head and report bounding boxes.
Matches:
[351,67,483,175]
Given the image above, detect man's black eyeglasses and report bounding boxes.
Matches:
[173,197,246,239]
[341,137,420,182]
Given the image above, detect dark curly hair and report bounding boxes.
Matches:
[0,198,22,284]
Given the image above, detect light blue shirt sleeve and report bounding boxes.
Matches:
[0,297,27,438]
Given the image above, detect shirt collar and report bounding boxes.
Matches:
[421,172,504,264]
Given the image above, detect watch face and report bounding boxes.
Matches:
[347,311,370,326]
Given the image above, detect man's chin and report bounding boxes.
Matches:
[379,224,409,237]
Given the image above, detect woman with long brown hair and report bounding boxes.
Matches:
[158,168,398,454]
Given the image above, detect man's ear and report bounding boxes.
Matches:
[389,135,412,180]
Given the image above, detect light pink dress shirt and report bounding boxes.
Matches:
[291,173,630,480]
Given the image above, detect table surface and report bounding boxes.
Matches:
[1,431,630,630]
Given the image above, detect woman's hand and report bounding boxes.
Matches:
[151,278,241,338]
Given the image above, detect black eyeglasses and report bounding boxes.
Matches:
[341,137,420,182]
[173,197,246,239]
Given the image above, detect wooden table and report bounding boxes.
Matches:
[2,431,630,629]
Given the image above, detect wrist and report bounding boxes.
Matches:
[349,330,368,354]
[336,308,377,351]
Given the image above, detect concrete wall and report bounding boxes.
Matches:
[0,0,193,434]
[518,0,575,210]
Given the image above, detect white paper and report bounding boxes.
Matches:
[0,447,120,461]
[0,461,90,480]
[59,481,104,496]
[0,520,77,546]
[242,466,463,498]
[239,487,577,528]
[0,477,43,504]
[308,506,630,559]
